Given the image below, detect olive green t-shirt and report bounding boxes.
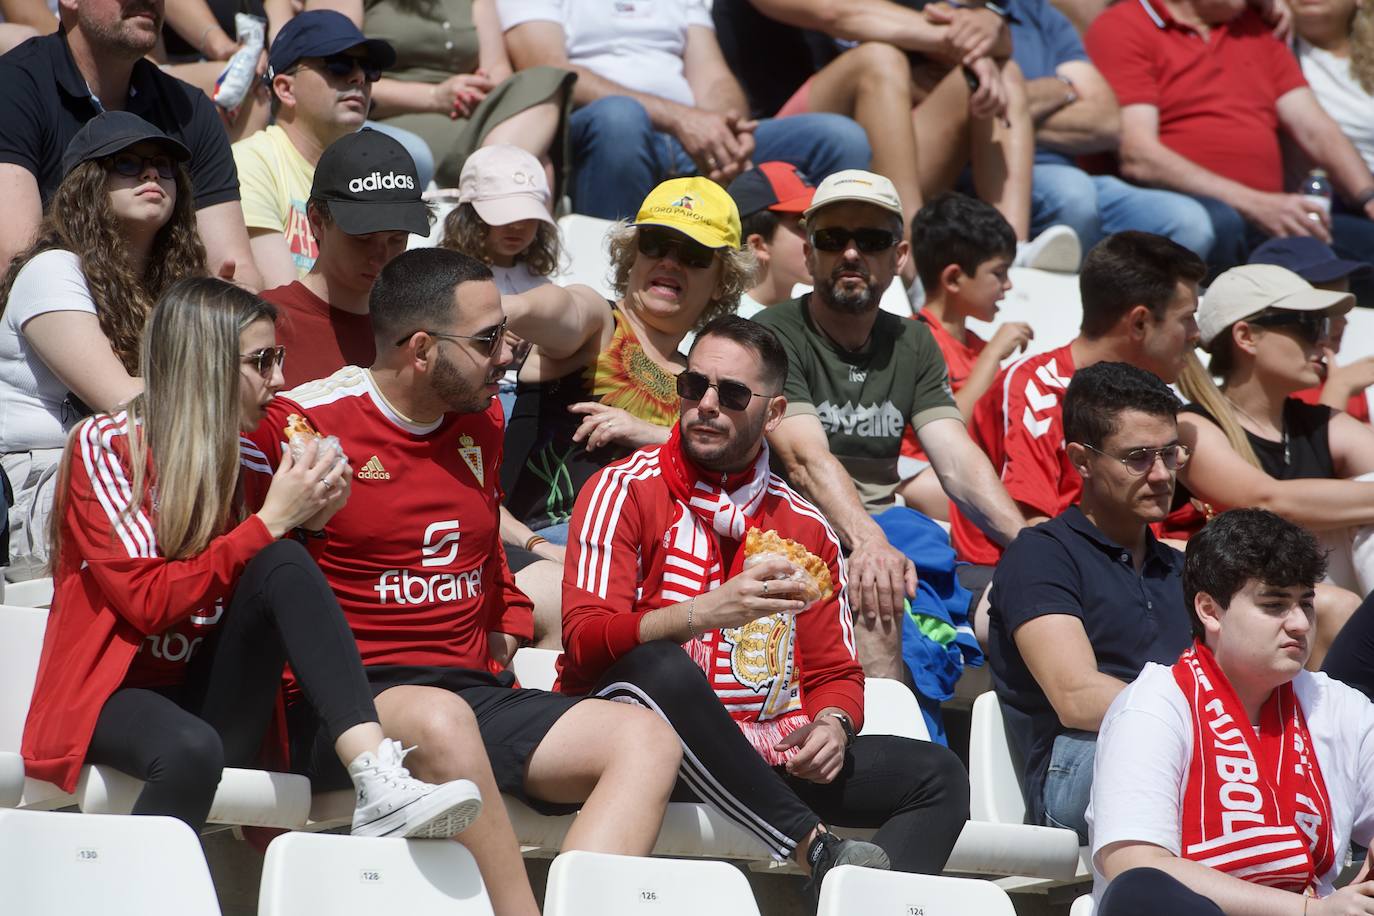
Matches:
[753,295,961,513]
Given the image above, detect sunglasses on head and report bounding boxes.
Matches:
[1246,310,1331,345]
[103,151,175,180]
[675,370,774,411]
[1082,442,1191,475]
[297,53,381,83]
[241,345,286,378]
[809,226,897,254]
[637,229,716,269]
[394,319,509,356]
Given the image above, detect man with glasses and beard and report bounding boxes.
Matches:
[559,315,971,895]
[752,169,1025,692]
[240,247,686,916]
[986,361,1193,844]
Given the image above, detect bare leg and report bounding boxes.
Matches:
[896,467,950,521]
[483,100,562,160]
[968,60,1034,239]
[1311,581,1362,670]
[523,698,680,853]
[855,616,905,681]
[1048,0,1107,35]
[373,685,541,916]
[910,68,975,195]
[515,559,565,650]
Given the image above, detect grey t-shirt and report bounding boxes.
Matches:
[753,295,961,512]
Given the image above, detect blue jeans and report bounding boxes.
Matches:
[365,120,436,191]
[568,96,871,219]
[1030,164,1215,259]
[1041,729,1096,844]
[1190,194,1374,288]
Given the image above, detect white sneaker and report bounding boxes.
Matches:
[1014,225,1082,273]
[348,738,483,839]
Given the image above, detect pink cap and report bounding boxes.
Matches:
[457,145,554,227]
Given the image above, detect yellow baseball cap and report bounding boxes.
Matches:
[633,177,741,249]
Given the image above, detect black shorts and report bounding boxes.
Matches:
[287,665,584,814]
[504,544,541,574]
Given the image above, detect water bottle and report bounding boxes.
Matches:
[1302,169,1333,218]
[211,14,266,113]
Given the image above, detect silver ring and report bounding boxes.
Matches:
[320,479,332,490]
[706,156,718,169]
[763,581,769,595]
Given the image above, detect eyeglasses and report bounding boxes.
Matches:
[241,345,286,378]
[676,370,775,411]
[1082,442,1191,475]
[809,227,897,254]
[293,53,381,83]
[394,319,508,356]
[1246,311,1331,346]
[103,152,175,180]
[637,229,716,270]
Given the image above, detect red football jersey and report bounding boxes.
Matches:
[240,367,533,691]
[949,343,1079,564]
[900,310,988,462]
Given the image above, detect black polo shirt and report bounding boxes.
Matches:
[987,505,1191,826]
[0,30,238,210]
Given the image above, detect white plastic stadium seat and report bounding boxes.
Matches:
[817,865,1016,916]
[0,751,24,808]
[258,832,493,916]
[2,577,54,608]
[1071,893,1096,916]
[0,603,311,827]
[969,691,1031,825]
[543,850,761,916]
[0,808,221,915]
[553,214,617,299]
[511,646,560,692]
[860,677,930,741]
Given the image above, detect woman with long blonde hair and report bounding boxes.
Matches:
[21,277,482,839]
[0,112,205,580]
[1294,0,1374,181]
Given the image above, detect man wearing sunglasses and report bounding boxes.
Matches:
[754,169,1026,686]
[242,248,685,916]
[560,314,970,892]
[987,361,1193,844]
[234,10,401,289]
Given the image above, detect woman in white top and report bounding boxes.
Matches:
[0,111,207,579]
[1088,508,1374,916]
[1294,0,1374,177]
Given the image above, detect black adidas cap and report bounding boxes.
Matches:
[61,111,190,177]
[311,128,430,236]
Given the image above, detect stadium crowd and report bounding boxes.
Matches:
[3,0,1374,912]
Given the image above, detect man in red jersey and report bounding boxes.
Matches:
[559,315,971,897]
[241,247,682,916]
[949,231,1205,566]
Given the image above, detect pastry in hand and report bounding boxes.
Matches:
[743,527,834,606]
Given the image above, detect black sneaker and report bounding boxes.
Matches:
[803,831,890,903]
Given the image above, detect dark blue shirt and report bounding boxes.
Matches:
[988,505,1191,826]
[1009,0,1089,167]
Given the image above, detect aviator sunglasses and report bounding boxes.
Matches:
[394,319,509,356]
[241,345,286,378]
[1081,442,1192,475]
[676,370,775,411]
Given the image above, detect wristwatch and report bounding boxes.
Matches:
[824,711,856,748]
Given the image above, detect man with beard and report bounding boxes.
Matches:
[240,247,685,916]
[752,169,1025,684]
[986,362,1192,844]
[0,0,262,289]
[559,314,970,893]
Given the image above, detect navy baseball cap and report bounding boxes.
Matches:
[267,10,396,79]
[1249,237,1372,286]
[61,111,190,177]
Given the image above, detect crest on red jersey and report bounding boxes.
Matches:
[458,435,484,486]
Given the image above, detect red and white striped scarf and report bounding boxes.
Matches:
[1173,642,1334,893]
[658,424,810,764]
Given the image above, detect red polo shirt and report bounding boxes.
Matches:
[1085,0,1307,193]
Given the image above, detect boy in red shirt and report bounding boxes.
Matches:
[899,193,1033,516]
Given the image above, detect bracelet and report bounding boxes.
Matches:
[290,526,327,543]
[198,24,216,56]
[524,534,548,551]
[686,595,698,639]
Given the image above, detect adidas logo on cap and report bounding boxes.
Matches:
[348,171,416,194]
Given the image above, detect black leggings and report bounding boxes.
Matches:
[589,640,970,871]
[1097,868,1225,916]
[85,540,378,831]
[1322,592,1374,699]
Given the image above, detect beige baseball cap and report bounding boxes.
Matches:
[1197,264,1354,348]
[803,169,904,221]
[458,144,554,227]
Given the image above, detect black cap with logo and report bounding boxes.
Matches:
[311,128,430,236]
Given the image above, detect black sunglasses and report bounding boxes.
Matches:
[241,345,286,378]
[1082,442,1191,475]
[637,229,716,270]
[296,53,381,83]
[394,319,508,356]
[103,151,175,180]
[809,226,897,254]
[676,370,775,411]
[1246,311,1331,346]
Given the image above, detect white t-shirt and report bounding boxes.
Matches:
[1298,40,1374,175]
[491,261,551,295]
[0,249,100,453]
[496,0,712,108]
[1087,663,1374,903]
